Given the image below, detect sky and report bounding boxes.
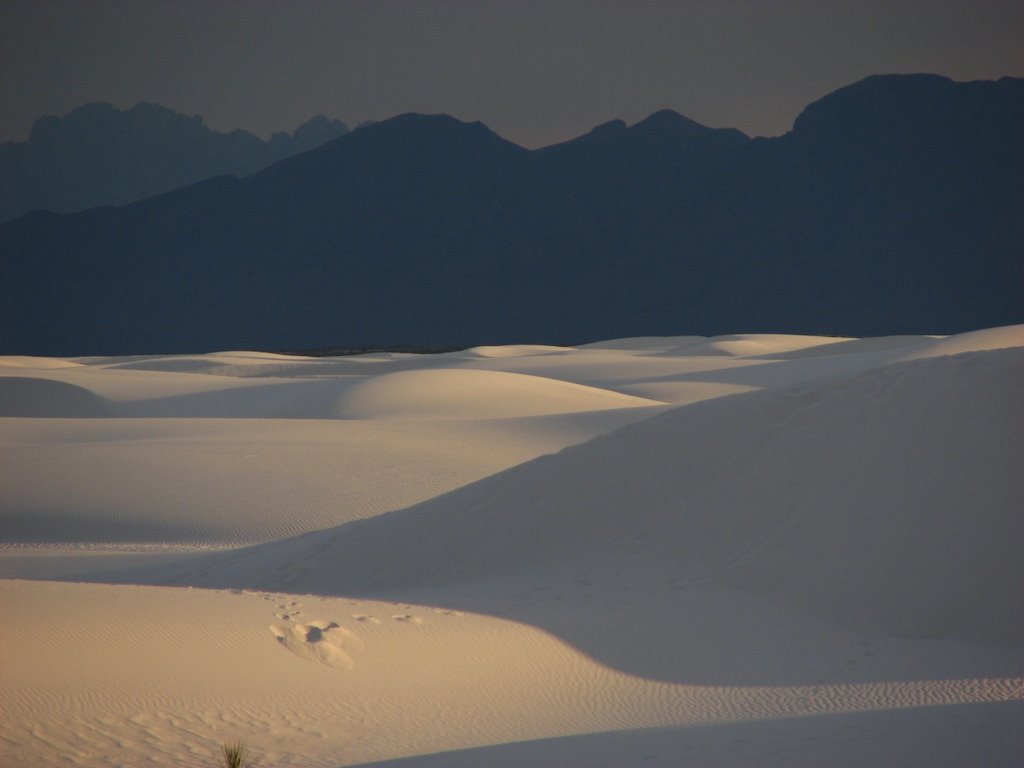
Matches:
[2,0,1022,148]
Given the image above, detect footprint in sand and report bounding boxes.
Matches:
[431,608,462,616]
[270,620,364,670]
[274,600,304,620]
[392,614,424,624]
[351,614,380,624]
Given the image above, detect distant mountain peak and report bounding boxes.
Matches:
[540,110,747,156]
[1,102,349,223]
[29,101,208,143]
[790,72,1024,139]
[287,114,350,152]
[372,112,498,135]
[630,109,711,136]
[588,119,628,136]
[345,111,524,154]
[623,109,748,146]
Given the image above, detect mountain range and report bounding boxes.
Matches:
[1,74,1021,355]
[0,102,348,224]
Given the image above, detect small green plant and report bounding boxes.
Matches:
[220,741,253,768]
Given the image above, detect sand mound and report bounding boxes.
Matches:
[214,351,316,361]
[332,368,662,420]
[752,334,936,359]
[4,579,1019,768]
[100,350,320,376]
[0,356,83,369]
[578,336,707,352]
[677,334,853,357]
[0,376,109,417]
[270,619,363,669]
[110,378,356,418]
[104,356,237,373]
[898,324,1024,360]
[157,347,1024,644]
[0,413,659,548]
[462,345,570,358]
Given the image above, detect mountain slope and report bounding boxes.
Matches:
[1,75,1021,355]
[0,102,348,223]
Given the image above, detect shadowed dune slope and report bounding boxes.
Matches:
[350,701,1024,768]
[0,376,110,417]
[138,346,1024,645]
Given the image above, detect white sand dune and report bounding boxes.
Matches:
[896,323,1024,360]
[758,333,938,359]
[1,579,1021,768]
[461,343,570,357]
[333,368,662,420]
[133,346,1024,645]
[0,355,84,369]
[0,376,111,417]
[1,326,1022,766]
[351,701,1024,768]
[578,335,707,351]
[0,411,661,549]
[669,333,854,357]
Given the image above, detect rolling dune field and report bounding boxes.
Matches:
[1,328,1022,766]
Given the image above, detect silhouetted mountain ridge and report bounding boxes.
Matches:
[791,73,1024,141]
[1,75,1021,355]
[0,102,349,223]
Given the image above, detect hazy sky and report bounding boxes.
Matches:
[2,0,1022,148]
